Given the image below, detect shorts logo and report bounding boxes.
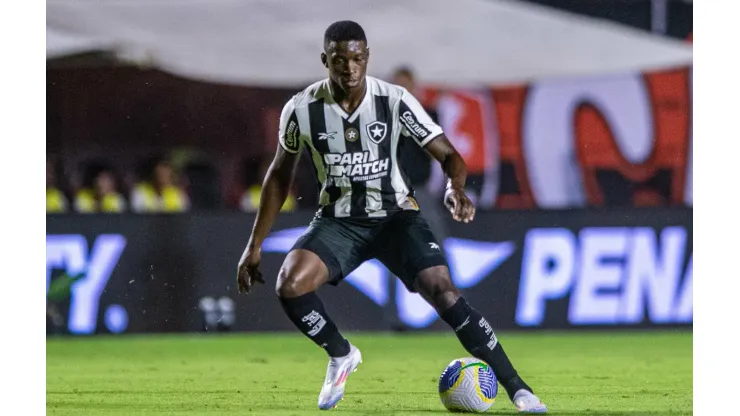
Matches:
[429,242,440,250]
[366,121,388,144]
[345,127,360,142]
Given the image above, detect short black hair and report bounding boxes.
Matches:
[324,20,366,48]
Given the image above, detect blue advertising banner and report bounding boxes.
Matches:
[46,208,692,335]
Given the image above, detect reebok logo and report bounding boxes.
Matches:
[429,242,440,250]
[318,132,337,141]
[454,316,470,332]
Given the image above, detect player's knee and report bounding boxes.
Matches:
[275,261,323,299]
[276,249,329,298]
[431,285,460,311]
[275,270,301,298]
[276,267,304,298]
[416,266,460,311]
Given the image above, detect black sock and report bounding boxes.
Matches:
[440,297,532,401]
[279,292,351,357]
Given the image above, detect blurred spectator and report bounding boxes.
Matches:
[170,148,220,209]
[169,146,222,210]
[392,66,437,195]
[392,66,416,95]
[388,66,448,331]
[46,157,69,213]
[240,158,296,213]
[397,65,498,209]
[131,157,190,213]
[183,161,222,210]
[74,162,126,213]
[391,67,444,209]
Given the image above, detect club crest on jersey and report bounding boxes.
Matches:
[344,127,360,142]
[366,121,388,144]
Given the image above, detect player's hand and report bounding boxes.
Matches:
[237,244,265,294]
[444,186,476,223]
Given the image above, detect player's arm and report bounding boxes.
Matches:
[425,135,475,223]
[247,145,301,248]
[398,90,475,223]
[237,99,303,294]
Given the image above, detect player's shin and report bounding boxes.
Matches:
[279,292,351,357]
[440,297,532,401]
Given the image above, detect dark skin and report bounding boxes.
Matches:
[321,39,368,110]
[236,40,475,314]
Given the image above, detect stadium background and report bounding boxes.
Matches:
[46,1,692,414]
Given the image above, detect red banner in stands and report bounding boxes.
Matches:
[47,65,692,210]
[422,67,692,209]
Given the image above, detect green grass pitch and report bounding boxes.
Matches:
[47,331,692,415]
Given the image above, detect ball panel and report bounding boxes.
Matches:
[477,364,498,401]
[438,359,463,394]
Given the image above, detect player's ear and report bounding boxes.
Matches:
[321,52,328,69]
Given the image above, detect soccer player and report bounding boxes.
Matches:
[236,21,547,413]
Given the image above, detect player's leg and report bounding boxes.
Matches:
[413,268,545,412]
[277,217,370,410]
[276,248,350,357]
[373,211,546,413]
[414,266,528,396]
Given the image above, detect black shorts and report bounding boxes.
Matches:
[290,210,447,292]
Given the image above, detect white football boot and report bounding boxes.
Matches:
[317,344,363,410]
[513,389,548,413]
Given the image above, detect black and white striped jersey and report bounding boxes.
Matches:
[278,76,443,219]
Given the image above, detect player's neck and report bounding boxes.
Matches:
[329,78,366,113]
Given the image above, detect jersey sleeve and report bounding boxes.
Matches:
[278,98,303,154]
[398,90,444,147]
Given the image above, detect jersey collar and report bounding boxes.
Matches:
[320,78,372,123]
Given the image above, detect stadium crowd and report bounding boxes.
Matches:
[46,153,299,214]
[46,68,440,215]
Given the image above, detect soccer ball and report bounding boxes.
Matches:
[438,357,498,413]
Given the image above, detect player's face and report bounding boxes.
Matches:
[322,40,369,92]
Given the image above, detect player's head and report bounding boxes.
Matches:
[392,66,416,92]
[322,21,369,92]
